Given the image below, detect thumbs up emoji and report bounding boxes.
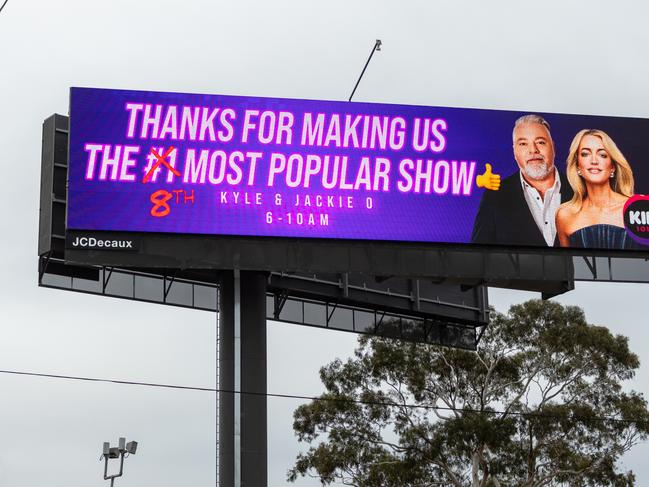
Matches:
[476,163,501,191]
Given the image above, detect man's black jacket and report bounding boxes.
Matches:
[470,171,573,247]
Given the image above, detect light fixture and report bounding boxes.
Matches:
[101,437,138,486]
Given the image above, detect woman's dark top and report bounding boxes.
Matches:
[568,224,638,249]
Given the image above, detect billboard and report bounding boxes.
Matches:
[68,87,649,251]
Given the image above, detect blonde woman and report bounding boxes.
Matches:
[556,129,635,249]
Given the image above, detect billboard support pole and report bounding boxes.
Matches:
[219,270,268,487]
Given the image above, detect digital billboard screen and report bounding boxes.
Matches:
[68,87,649,251]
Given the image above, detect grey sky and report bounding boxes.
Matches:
[1,0,649,485]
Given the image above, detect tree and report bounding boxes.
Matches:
[289,300,649,486]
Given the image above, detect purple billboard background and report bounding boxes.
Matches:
[68,87,649,248]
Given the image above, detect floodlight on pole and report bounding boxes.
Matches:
[101,437,138,486]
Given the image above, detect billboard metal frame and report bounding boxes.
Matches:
[38,254,484,350]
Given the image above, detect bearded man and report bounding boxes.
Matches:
[471,114,573,246]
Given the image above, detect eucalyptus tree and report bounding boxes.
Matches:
[290,300,649,486]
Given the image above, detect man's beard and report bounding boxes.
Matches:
[523,161,553,181]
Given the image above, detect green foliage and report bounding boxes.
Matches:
[289,300,649,487]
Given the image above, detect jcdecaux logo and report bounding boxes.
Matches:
[66,235,138,251]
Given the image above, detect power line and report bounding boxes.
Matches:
[0,369,216,391]
[1,368,647,426]
[0,0,8,15]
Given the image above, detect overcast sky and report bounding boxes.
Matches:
[1,1,649,486]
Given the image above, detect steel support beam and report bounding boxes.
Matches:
[219,271,268,487]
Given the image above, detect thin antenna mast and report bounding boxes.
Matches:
[348,39,382,102]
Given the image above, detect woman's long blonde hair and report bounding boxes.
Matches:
[565,129,634,211]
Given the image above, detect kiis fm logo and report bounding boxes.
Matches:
[624,195,649,246]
